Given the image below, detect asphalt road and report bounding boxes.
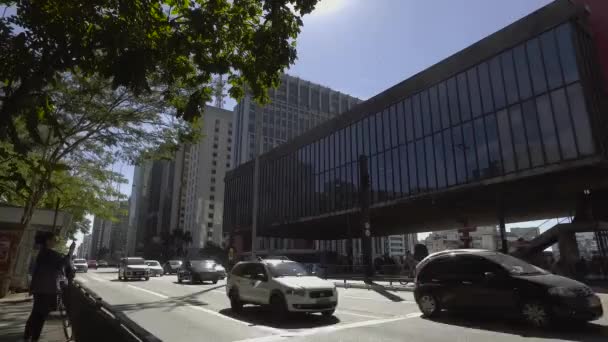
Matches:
[77,269,608,342]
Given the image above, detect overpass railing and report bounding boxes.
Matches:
[66,280,161,342]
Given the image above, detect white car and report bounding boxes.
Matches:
[226,259,338,317]
[118,257,150,281]
[145,260,164,277]
[73,258,88,273]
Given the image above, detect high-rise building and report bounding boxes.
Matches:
[109,201,129,260]
[80,234,92,259]
[232,74,361,167]
[181,106,234,251]
[90,216,113,259]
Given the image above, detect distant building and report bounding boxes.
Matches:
[576,232,599,259]
[90,216,112,259]
[425,226,499,253]
[80,234,92,259]
[109,201,129,260]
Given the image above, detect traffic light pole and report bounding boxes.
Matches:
[359,155,373,279]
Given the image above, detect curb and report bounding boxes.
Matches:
[333,281,414,292]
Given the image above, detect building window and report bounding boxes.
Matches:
[226,163,231,168]
[211,169,216,174]
[213,144,218,149]
[227,146,231,152]
[214,136,219,141]
[210,195,215,201]
[210,177,216,183]
[212,152,218,157]
[208,213,214,219]
[209,204,214,210]
[210,186,215,192]
[212,160,217,166]
[215,128,220,133]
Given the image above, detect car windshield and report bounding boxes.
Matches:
[74,259,86,264]
[145,261,160,266]
[267,262,310,277]
[169,261,182,266]
[482,253,548,276]
[126,258,145,265]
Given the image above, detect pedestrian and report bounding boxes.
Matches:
[23,232,75,342]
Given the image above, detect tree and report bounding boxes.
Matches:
[199,241,227,265]
[0,0,319,149]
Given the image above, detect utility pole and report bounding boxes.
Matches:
[359,155,373,279]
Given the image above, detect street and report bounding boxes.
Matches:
[77,269,608,342]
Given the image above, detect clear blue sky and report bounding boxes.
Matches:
[96,0,558,244]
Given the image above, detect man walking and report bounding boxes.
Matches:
[23,232,75,342]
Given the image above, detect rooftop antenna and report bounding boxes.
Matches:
[213,75,226,108]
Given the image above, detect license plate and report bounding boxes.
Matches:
[588,296,601,307]
[317,298,330,304]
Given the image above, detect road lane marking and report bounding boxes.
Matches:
[233,312,422,342]
[125,284,284,334]
[335,310,383,319]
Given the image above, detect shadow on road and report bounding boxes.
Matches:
[425,313,608,341]
[219,306,340,330]
[110,285,225,312]
[365,281,405,302]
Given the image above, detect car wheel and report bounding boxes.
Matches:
[270,293,289,318]
[230,289,243,313]
[178,276,182,283]
[321,309,335,317]
[417,292,440,318]
[212,279,218,284]
[521,300,551,328]
[118,273,122,281]
[145,277,149,281]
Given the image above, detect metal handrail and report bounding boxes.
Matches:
[71,280,162,342]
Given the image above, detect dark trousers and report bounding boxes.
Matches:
[24,293,56,340]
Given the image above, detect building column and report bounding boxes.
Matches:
[557,232,579,278]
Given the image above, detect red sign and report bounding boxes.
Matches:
[0,231,22,274]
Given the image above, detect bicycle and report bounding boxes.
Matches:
[57,279,73,341]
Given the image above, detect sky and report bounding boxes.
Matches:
[83,0,558,245]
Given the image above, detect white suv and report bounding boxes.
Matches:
[226,259,338,317]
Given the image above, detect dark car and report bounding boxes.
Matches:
[414,249,603,327]
[163,260,182,274]
[177,259,222,284]
[97,260,109,268]
[87,260,98,269]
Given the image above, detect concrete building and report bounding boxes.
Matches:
[425,226,499,253]
[232,74,361,166]
[181,106,234,250]
[90,215,113,259]
[109,201,129,260]
[79,234,92,259]
[576,232,599,259]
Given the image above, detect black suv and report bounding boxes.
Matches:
[414,249,603,327]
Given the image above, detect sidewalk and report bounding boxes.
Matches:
[330,278,414,292]
[0,293,67,342]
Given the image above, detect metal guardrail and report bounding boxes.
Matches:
[302,263,415,286]
[67,280,162,342]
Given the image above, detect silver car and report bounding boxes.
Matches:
[145,260,164,277]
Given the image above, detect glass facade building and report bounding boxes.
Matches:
[224,2,606,239]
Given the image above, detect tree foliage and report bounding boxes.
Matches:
[0,0,319,149]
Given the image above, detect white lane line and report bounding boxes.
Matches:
[125,284,284,335]
[334,310,383,319]
[233,313,422,342]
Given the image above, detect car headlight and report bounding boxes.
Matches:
[285,288,306,296]
[548,287,577,297]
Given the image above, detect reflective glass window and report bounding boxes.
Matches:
[369,114,377,155]
[467,68,483,117]
[474,118,489,178]
[336,129,343,166]
[556,24,579,84]
[345,125,352,164]
[319,137,326,172]
[344,164,351,209]
[421,90,432,136]
[329,132,335,169]
[501,50,519,105]
[390,105,399,148]
[447,77,461,125]
[404,98,415,142]
[397,101,407,145]
[430,86,442,133]
[385,151,395,199]
[380,110,389,151]
[462,122,477,181]
[370,156,379,203]
[566,84,594,155]
[490,56,506,109]
[513,45,533,100]
[377,152,386,202]
[478,63,494,114]
[434,133,446,188]
[392,148,402,198]
[443,130,456,186]
[416,140,427,192]
[540,30,564,90]
[485,113,503,177]
[536,94,560,163]
[438,82,451,129]
[497,109,516,173]
[508,105,531,170]
[356,120,364,158]
[408,143,418,193]
[551,88,577,159]
[527,38,548,95]
[413,94,423,139]
[425,136,436,190]
[452,126,466,184]
[399,145,410,195]
[522,99,545,167]
[457,73,471,121]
